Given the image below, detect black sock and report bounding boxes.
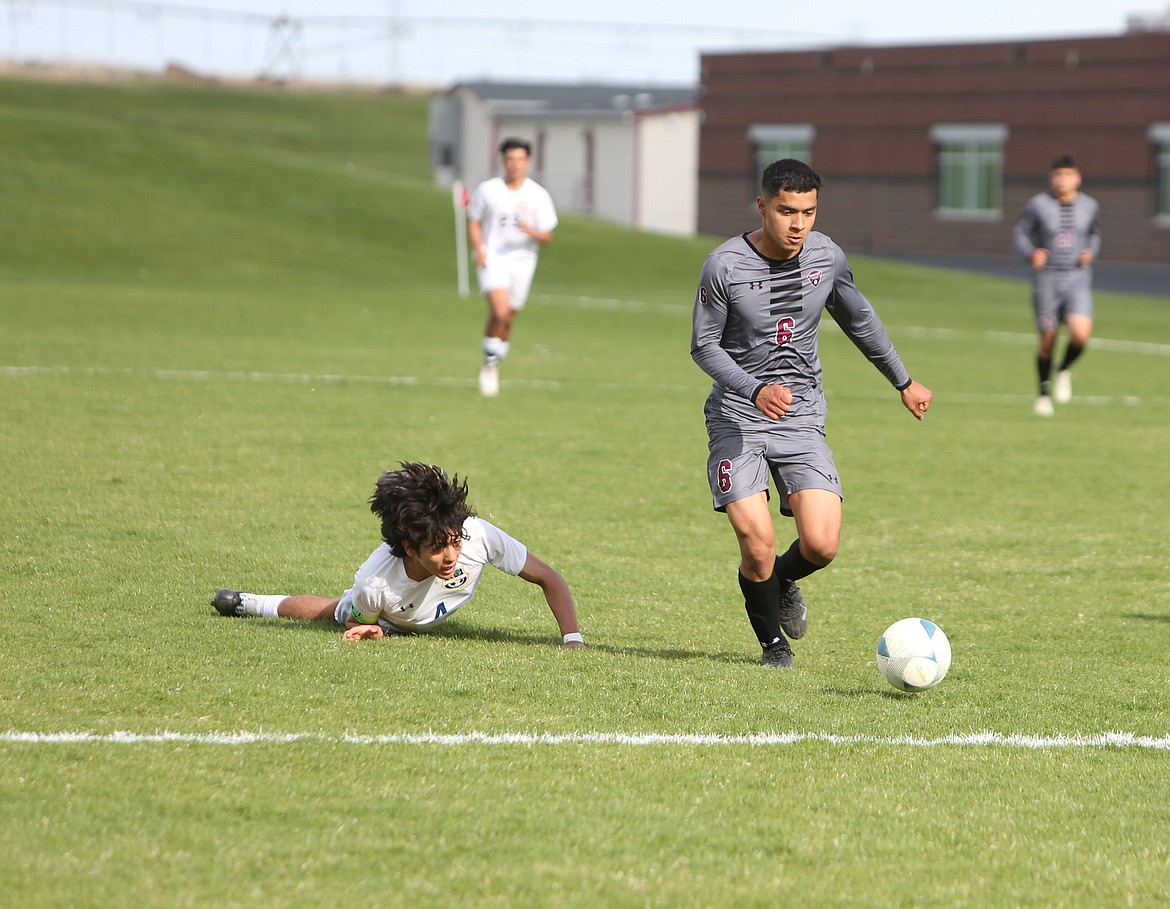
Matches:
[738,570,781,647]
[1058,343,1084,372]
[775,539,822,584]
[1037,355,1052,396]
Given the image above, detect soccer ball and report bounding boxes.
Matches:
[876,617,951,692]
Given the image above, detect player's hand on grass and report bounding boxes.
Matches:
[342,624,384,642]
[753,384,793,420]
[900,381,933,421]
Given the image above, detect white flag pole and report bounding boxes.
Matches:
[452,180,469,299]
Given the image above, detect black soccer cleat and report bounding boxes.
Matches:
[761,637,794,669]
[211,588,245,617]
[777,579,808,640]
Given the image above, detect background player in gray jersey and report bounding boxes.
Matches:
[691,159,932,669]
[1012,155,1102,417]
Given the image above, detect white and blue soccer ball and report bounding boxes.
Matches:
[876,617,952,692]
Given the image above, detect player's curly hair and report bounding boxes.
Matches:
[369,462,475,557]
[761,158,822,199]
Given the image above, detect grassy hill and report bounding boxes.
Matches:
[0,76,715,291]
[0,77,443,286]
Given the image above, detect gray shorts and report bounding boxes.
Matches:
[1033,268,1093,333]
[706,416,842,516]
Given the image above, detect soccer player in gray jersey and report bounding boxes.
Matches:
[691,159,933,669]
[1012,155,1102,417]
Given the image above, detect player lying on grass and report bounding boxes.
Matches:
[212,462,585,648]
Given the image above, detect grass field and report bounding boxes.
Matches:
[2,76,1169,908]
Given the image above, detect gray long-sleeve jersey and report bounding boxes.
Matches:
[1012,191,1101,269]
[690,231,910,428]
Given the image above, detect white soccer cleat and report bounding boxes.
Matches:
[1033,395,1055,417]
[478,356,500,397]
[1054,370,1072,404]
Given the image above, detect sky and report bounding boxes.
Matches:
[2,0,1163,87]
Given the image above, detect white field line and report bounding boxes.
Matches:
[540,294,1170,359]
[4,302,1169,402]
[0,364,691,395]
[4,364,1168,407]
[2,729,1168,750]
[539,292,691,316]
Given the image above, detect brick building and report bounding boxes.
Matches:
[698,32,1170,264]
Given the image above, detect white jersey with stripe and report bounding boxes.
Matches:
[345,516,528,632]
[468,176,558,260]
[691,230,910,428]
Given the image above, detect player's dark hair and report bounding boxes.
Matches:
[500,137,532,156]
[369,462,475,557]
[761,159,822,199]
[1051,154,1078,171]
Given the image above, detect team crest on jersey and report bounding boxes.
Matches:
[807,269,822,286]
[442,568,470,591]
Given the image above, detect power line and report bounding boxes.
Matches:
[16,0,838,42]
[5,1,846,84]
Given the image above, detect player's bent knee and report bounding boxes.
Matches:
[740,546,779,581]
[803,539,838,566]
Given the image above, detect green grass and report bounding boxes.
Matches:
[2,76,1170,908]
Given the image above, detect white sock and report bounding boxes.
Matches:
[482,337,509,361]
[240,593,285,618]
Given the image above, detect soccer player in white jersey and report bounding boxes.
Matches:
[212,463,585,649]
[467,138,558,397]
[1012,155,1102,417]
[691,159,933,669]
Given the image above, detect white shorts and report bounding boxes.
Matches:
[477,255,538,311]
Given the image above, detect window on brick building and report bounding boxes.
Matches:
[929,124,1008,218]
[747,125,814,201]
[1150,123,1170,222]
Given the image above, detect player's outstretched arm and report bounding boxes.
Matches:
[519,553,585,649]
[899,380,933,421]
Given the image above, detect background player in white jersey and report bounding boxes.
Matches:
[1012,154,1102,417]
[212,462,585,649]
[691,159,932,669]
[467,138,558,397]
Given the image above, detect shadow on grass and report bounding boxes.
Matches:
[1124,613,1170,623]
[209,613,753,663]
[824,686,915,700]
[584,643,753,665]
